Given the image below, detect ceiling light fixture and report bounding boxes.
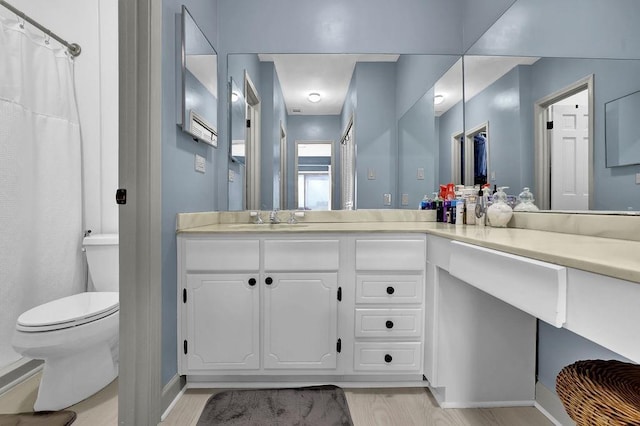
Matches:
[231,92,239,102]
[307,92,321,103]
[434,94,445,105]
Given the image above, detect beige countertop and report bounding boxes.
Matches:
[176,211,640,284]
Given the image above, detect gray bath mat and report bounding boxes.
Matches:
[196,385,353,425]
[0,410,76,426]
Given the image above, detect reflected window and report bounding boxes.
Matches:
[295,141,333,210]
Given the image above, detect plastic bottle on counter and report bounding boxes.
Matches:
[455,196,465,225]
[475,188,486,226]
[466,195,477,225]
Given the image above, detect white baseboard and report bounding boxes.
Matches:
[161,374,187,421]
[535,381,575,426]
[0,359,43,397]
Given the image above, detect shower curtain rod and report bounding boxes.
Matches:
[0,0,81,56]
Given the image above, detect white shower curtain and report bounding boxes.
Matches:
[0,16,84,369]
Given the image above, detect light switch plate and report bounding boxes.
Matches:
[383,193,392,206]
[490,171,496,181]
[195,154,206,173]
[417,168,425,180]
[401,193,409,206]
[367,168,376,180]
[636,173,640,185]
[228,169,235,182]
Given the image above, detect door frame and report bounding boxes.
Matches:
[534,75,594,210]
[244,71,261,210]
[118,0,162,424]
[465,122,489,187]
[279,121,287,210]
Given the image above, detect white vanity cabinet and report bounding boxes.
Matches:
[178,236,341,376]
[353,237,426,373]
[178,233,427,384]
[262,239,341,370]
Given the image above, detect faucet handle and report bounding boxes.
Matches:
[250,211,263,224]
[269,209,281,224]
[287,211,297,224]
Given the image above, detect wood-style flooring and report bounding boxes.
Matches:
[0,373,552,425]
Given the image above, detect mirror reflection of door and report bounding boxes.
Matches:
[295,141,334,210]
[244,71,261,210]
[278,122,287,210]
[340,117,355,210]
[451,123,489,187]
[549,90,589,210]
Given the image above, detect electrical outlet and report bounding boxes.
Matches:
[367,168,376,180]
[195,154,206,173]
[383,193,392,206]
[228,169,235,182]
[401,193,409,206]
[636,173,640,185]
[417,168,425,180]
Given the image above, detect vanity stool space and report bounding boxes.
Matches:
[176,233,428,387]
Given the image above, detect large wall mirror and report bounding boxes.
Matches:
[463,0,640,212]
[180,5,218,147]
[226,54,463,211]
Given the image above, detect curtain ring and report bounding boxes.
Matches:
[44,34,50,45]
[17,17,24,29]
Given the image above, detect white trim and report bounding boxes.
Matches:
[118,0,163,424]
[438,400,535,409]
[186,380,427,389]
[535,380,575,426]
[534,75,593,210]
[451,130,463,184]
[294,140,335,210]
[465,122,489,187]
[161,375,188,421]
[0,361,43,397]
[279,121,287,210]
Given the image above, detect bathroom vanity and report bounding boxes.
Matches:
[176,211,640,409]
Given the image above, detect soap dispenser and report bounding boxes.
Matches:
[486,186,513,227]
[513,187,540,212]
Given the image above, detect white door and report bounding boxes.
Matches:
[551,104,589,210]
[263,273,338,370]
[185,274,260,371]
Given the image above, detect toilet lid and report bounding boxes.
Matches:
[17,292,119,332]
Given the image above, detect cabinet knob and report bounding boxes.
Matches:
[384,354,393,363]
[248,278,256,286]
[265,277,273,285]
[386,286,395,295]
[385,320,394,329]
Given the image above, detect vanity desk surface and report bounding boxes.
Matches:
[176,210,640,284]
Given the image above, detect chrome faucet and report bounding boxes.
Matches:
[269,210,281,224]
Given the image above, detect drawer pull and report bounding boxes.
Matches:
[265,277,273,285]
[248,278,256,286]
[386,286,395,295]
[385,320,394,329]
[384,354,393,363]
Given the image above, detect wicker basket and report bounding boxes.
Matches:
[556,360,640,425]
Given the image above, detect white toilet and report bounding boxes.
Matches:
[12,234,119,411]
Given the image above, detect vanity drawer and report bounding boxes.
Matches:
[185,239,260,271]
[356,275,423,304]
[448,241,567,327]
[264,239,340,271]
[355,308,423,338]
[354,342,422,372]
[355,238,426,271]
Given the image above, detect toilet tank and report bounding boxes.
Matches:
[83,234,119,292]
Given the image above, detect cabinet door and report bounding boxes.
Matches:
[185,274,259,371]
[263,273,338,370]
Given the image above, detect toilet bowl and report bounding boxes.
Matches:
[12,234,119,411]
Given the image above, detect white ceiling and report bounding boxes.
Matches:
[258,54,539,117]
[259,54,399,115]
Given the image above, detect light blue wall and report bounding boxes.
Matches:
[398,90,438,209]
[218,0,462,55]
[437,101,464,185]
[465,66,530,192]
[161,0,219,386]
[286,115,341,209]
[461,0,517,51]
[537,322,631,394]
[354,63,397,209]
[467,0,640,59]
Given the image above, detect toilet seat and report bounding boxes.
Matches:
[16,292,119,332]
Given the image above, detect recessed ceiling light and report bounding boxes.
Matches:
[434,94,445,105]
[308,92,321,103]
